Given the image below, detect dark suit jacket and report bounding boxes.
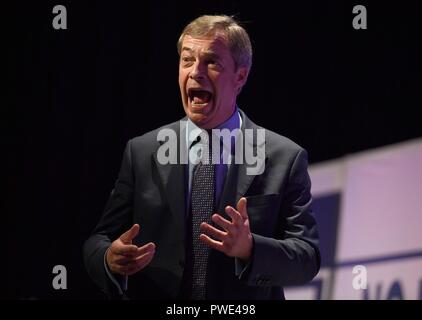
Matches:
[83,110,320,299]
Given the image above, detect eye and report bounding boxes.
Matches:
[206,59,217,65]
[205,58,222,70]
[181,56,194,63]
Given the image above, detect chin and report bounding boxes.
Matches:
[189,113,209,126]
[186,106,214,127]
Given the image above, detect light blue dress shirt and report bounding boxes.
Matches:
[185,108,242,215]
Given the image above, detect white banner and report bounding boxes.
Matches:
[285,138,422,300]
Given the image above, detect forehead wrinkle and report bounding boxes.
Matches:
[181,46,194,53]
[183,35,228,51]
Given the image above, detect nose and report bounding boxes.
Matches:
[189,61,205,81]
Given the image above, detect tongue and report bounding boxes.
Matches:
[192,91,211,104]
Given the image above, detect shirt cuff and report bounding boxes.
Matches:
[235,257,252,279]
[234,235,255,280]
[103,248,128,295]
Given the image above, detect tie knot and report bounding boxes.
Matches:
[199,130,211,145]
[189,129,221,165]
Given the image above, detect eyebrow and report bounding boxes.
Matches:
[181,47,221,60]
[181,47,194,53]
[202,51,220,60]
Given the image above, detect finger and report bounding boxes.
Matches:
[211,214,233,233]
[122,251,153,269]
[114,253,143,269]
[225,206,243,225]
[134,249,155,263]
[115,243,156,271]
[200,222,227,241]
[118,254,151,274]
[237,197,248,220]
[122,251,155,275]
[124,255,153,276]
[113,249,148,264]
[112,243,138,256]
[134,242,156,257]
[114,255,135,265]
[121,245,155,267]
[120,224,140,244]
[199,234,225,252]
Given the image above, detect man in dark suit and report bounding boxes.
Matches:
[83,15,320,300]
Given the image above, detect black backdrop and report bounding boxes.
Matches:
[5,0,420,299]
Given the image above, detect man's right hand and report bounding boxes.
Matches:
[106,224,156,276]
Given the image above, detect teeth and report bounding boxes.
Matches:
[188,90,211,99]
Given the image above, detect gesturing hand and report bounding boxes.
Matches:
[106,224,156,276]
[199,197,253,262]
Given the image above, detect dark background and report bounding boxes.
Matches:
[5,0,420,299]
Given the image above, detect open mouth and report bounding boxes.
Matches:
[188,88,213,107]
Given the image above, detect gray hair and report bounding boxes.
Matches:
[177,15,253,72]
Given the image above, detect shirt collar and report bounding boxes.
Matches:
[186,107,242,150]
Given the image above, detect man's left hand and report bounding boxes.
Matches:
[200,197,253,262]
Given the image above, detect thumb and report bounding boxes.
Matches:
[120,224,140,244]
[237,197,248,219]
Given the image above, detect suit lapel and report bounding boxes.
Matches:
[217,110,267,215]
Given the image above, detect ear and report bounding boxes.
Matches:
[237,67,249,85]
[236,67,249,93]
